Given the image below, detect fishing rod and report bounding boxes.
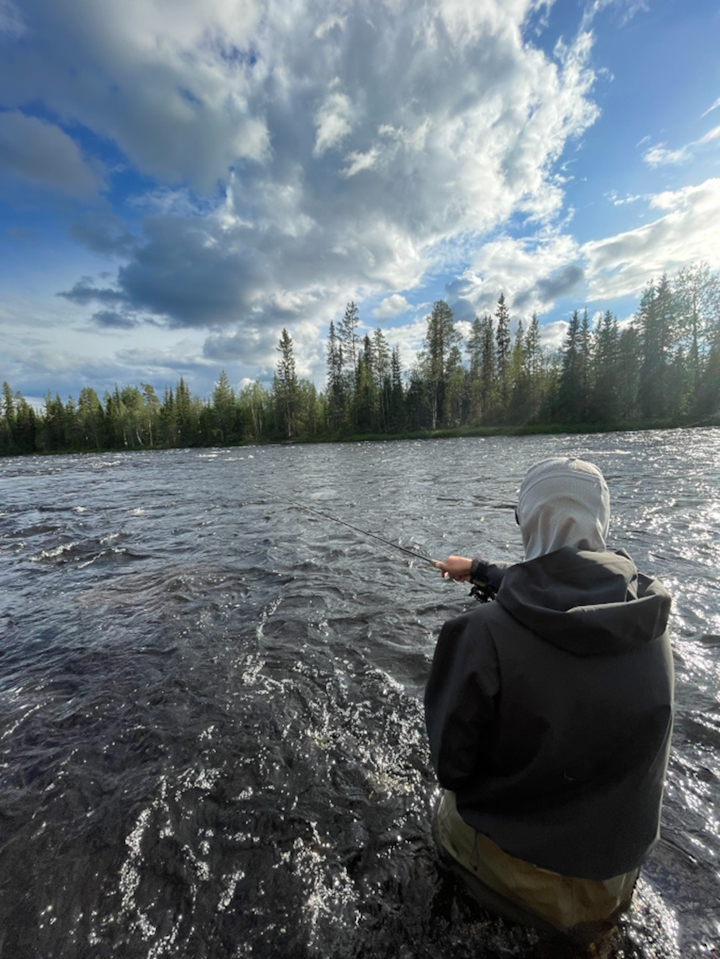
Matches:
[251,484,441,568]
[249,485,498,602]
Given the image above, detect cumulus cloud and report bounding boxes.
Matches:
[10,0,598,327]
[0,112,102,196]
[539,318,569,351]
[438,176,720,324]
[2,0,609,389]
[0,0,269,191]
[373,294,410,319]
[449,231,583,318]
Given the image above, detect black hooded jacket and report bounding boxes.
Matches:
[424,547,674,881]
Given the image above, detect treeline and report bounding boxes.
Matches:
[1,263,719,456]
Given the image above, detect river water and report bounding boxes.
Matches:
[1,431,719,958]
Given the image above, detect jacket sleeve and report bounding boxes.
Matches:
[424,610,500,791]
[470,558,512,591]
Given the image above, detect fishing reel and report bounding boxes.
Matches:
[469,582,498,603]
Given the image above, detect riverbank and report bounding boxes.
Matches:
[3,413,719,458]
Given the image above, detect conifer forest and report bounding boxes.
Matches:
[2,264,719,456]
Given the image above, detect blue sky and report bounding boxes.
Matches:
[1,0,719,404]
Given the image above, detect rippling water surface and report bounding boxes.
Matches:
[1,431,719,958]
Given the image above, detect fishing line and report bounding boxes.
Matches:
[250,484,441,568]
[249,485,497,601]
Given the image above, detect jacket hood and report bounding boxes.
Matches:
[517,457,610,560]
[496,547,671,656]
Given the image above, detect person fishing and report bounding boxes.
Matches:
[425,457,674,946]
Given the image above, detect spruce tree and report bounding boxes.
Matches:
[372,328,391,432]
[274,328,299,440]
[326,320,346,433]
[389,345,405,432]
[422,300,462,429]
[480,314,497,423]
[637,276,676,419]
[466,317,484,426]
[524,313,543,422]
[339,301,360,385]
[212,371,235,444]
[494,295,511,415]
[558,310,581,422]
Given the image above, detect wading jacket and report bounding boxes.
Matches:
[424,547,674,881]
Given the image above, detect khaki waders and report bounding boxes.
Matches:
[433,790,638,939]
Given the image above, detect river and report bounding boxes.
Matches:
[1,430,719,958]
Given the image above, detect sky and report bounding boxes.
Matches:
[1,0,720,404]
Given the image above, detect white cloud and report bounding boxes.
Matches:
[581,0,648,29]
[701,97,720,119]
[313,91,355,157]
[448,231,583,318]
[606,190,644,206]
[373,294,410,319]
[0,112,102,196]
[538,319,568,351]
[34,0,599,341]
[341,147,381,178]
[642,143,691,167]
[583,177,720,299]
[0,0,269,190]
[3,0,605,390]
[643,124,720,168]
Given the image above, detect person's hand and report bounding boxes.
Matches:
[434,555,472,582]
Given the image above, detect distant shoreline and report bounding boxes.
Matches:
[4,416,719,458]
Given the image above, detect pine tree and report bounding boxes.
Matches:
[588,311,620,423]
[508,320,527,423]
[78,386,104,450]
[422,300,462,429]
[1,381,15,452]
[388,345,405,432]
[479,314,497,423]
[352,337,377,434]
[175,377,194,445]
[141,384,161,448]
[466,317,484,426]
[161,385,177,446]
[578,309,592,420]
[558,310,582,422]
[617,326,641,421]
[637,276,676,419]
[14,395,36,453]
[274,328,299,440]
[445,342,464,427]
[326,320,346,433]
[494,294,511,415]
[372,328,391,432]
[212,370,235,444]
[524,313,543,422]
[339,301,360,387]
